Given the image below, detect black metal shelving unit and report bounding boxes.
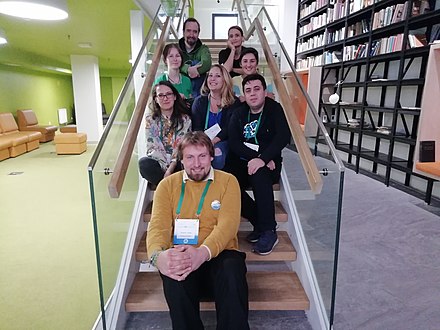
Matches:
[296,0,440,203]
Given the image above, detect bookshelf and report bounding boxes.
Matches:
[295,0,440,202]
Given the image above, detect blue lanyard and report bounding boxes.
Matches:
[247,110,263,144]
[176,180,212,218]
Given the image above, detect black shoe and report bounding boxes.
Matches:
[252,230,278,255]
[246,230,261,243]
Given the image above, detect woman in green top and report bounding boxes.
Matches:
[154,43,192,100]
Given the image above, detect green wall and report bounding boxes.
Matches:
[0,65,74,126]
[100,77,113,115]
[0,65,124,126]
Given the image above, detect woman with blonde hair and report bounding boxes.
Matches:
[191,64,241,169]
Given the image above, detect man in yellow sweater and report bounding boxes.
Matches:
[147,131,249,330]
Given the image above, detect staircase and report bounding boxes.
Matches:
[124,184,310,316]
[201,39,226,63]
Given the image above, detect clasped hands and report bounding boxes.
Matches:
[247,158,275,175]
[156,245,209,281]
[188,63,202,79]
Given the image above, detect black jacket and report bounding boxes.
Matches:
[218,46,250,78]
[228,97,291,164]
[191,95,241,141]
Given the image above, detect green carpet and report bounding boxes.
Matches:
[0,143,100,330]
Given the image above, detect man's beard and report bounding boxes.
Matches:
[185,37,196,47]
[186,169,210,182]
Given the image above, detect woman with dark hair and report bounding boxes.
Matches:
[218,25,249,78]
[191,64,241,169]
[139,81,192,185]
[154,43,192,99]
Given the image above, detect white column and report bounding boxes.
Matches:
[279,0,298,72]
[70,55,103,142]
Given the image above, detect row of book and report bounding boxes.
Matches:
[324,50,343,64]
[296,54,324,70]
[299,0,329,19]
[348,0,374,14]
[297,33,326,53]
[299,12,328,36]
[343,42,369,60]
[371,2,409,30]
[329,0,348,22]
[347,19,370,37]
[408,33,428,48]
[327,27,346,43]
[370,34,404,56]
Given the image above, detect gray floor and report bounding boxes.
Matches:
[125,150,440,329]
[333,165,440,330]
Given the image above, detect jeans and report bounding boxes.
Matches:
[160,250,249,330]
[212,140,228,170]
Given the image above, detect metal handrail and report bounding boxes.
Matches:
[234,1,328,193]
[234,0,344,171]
[108,17,171,198]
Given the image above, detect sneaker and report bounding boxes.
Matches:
[252,230,278,255]
[246,230,261,243]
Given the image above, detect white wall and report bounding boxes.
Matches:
[193,0,237,39]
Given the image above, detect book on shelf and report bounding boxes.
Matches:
[391,2,409,23]
[408,33,428,48]
[412,0,430,16]
[419,141,435,162]
[430,25,440,43]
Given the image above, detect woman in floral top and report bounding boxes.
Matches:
[139,81,192,185]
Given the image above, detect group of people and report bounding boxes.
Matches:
[140,18,291,330]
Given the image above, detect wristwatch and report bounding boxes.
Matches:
[149,250,163,268]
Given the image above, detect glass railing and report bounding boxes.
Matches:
[87,2,185,328]
[235,1,345,328]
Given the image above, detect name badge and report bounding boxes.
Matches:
[173,218,199,245]
[204,123,221,140]
[244,142,259,152]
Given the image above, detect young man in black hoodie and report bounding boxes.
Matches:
[227,74,291,255]
[178,18,212,97]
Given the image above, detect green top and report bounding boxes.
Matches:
[154,73,192,99]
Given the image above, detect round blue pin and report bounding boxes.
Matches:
[211,200,221,210]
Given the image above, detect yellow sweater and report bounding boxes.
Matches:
[147,169,241,259]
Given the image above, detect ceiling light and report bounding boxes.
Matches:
[0,0,68,21]
[0,28,7,45]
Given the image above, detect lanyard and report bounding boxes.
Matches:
[176,180,212,218]
[205,98,222,130]
[247,110,263,144]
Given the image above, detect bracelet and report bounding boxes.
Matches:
[150,250,163,268]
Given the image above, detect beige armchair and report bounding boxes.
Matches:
[17,110,58,142]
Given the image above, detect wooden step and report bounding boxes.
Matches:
[143,200,287,222]
[136,230,296,263]
[125,271,309,312]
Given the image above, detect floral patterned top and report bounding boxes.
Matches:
[145,113,192,171]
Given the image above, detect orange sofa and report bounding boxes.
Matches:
[17,110,58,142]
[0,112,42,159]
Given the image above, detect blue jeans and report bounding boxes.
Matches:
[212,140,228,170]
[191,73,206,97]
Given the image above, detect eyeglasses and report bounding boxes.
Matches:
[156,92,174,100]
